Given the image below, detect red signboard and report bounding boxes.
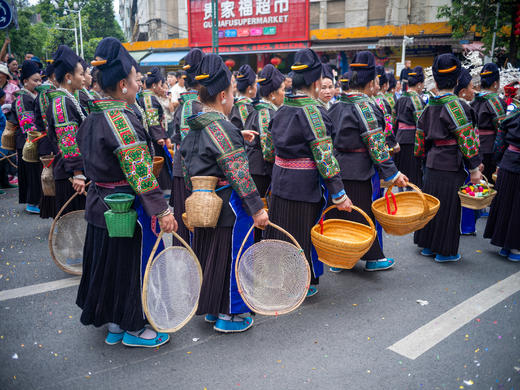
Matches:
[188,0,309,47]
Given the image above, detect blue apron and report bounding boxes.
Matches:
[371,171,384,249]
[460,168,477,234]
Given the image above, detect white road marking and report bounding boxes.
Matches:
[0,277,81,302]
[388,271,520,360]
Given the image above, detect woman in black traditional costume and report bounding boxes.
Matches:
[181,54,268,332]
[393,66,425,187]
[137,67,172,191]
[34,63,58,219]
[46,45,87,214]
[76,37,177,347]
[75,58,94,114]
[229,64,256,129]
[373,65,398,152]
[328,51,408,273]
[471,63,507,186]
[265,48,352,296]
[414,54,482,262]
[455,68,481,236]
[244,64,285,242]
[484,103,520,261]
[9,60,42,214]
[385,73,398,118]
[170,48,204,245]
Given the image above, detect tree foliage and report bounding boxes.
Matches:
[0,0,124,61]
[437,0,519,65]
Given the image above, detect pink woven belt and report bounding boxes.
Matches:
[96,180,129,189]
[398,122,416,130]
[434,139,457,147]
[218,179,229,186]
[508,145,520,153]
[477,129,495,136]
[275,156,317,170]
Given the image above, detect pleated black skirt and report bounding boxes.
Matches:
[192,226,233,316]
[17,149,42,205]
[326,179,385,260]
[265,195,322,285]
[394,144,423,187]
[484,168,520,250]
[169,176,190,246]
[55,179,85,215]
[76,223,146,331]
[39,195,56,219]
[414,167,466,256]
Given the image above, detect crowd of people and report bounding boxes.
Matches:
[1,36,519,349]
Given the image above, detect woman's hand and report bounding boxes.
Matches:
[72,178,86,195]
[392,144,401,154]
[394,173,409,187]
[159,214,177,233]
[241,130,259,143]
[470,169,482,184]
[252,208,269,229]
[165,138,172,149]
[336,196,353,212]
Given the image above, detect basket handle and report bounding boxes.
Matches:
[236,221,303,264]
[54,181,91,220]
[320,205,376,236]
[385,190,397,215]
[386,181,429,217]
[146,228,200,269]
[480,174,491,190]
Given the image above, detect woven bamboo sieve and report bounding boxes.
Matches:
[458,175,497,210]
[22,131,42,163]
[1,121,17,150]
[184,176,223,228]
[152,156,164,178]
[40,155,55,196]
[310,205,377,269]
[371,182,440,236]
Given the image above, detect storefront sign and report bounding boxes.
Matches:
[200,41,308,53]
[188,0,309,47]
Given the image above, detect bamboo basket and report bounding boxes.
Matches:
[40,155,55,196]
[182,212,194,232]
[458,175,497,210]
[372,183,440,236]
[152,156,164,178]
[22,131,42,163]
[184,176,223,228]
[310,205,377,269]
[1,121,17,151]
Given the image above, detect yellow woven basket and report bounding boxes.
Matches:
[458,175,497,210]
[152,156,164,178]
[310,205,376,269]
[372,183,440,236]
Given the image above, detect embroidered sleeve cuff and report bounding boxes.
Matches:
[331,189,346,199]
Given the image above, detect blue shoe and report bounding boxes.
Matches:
[25,204,40,214]
[508,250,520,262]
[435,254,461,263]
[306,285,318,297]
[329,267,343,273]
[214,316,254,333]
[205,314,218,323]
[105,331,124,345]
[499,248,510,257]
[365,258,395,271]
[122,329,170,348]
[420,248,436,257]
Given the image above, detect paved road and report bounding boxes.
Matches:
[0,186,519,390]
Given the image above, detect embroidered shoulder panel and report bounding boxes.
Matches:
[257,108,274,163]
[179,91,198,105]
[445,98,479,159]
[414,128,425,158]
[142,92,160,127]
[484,94,506,128]
[205,120,258,197]
[180,99,195,140]
[284,95,319,107]
[354,100,381,133]
[234,100,250,125]
[15,96,37,134]
[408,92,424,123]
[105,109,159,194]
[90,99,130,113]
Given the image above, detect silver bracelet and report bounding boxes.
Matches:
[332,194,348,205]
[156,209,172,218]
[73,174,87,181]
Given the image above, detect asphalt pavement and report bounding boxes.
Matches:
[0,186,519,390]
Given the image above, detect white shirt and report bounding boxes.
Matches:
[170,83,187,104]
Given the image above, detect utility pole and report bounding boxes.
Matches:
[490,2,500,60]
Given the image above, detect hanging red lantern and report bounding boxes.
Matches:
[224,59,235,69]
[270,57,282,67]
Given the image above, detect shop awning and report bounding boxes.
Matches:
[139,51,189,66]
[128,50,150,63]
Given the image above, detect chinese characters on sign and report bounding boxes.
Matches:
[189,0,309,47]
